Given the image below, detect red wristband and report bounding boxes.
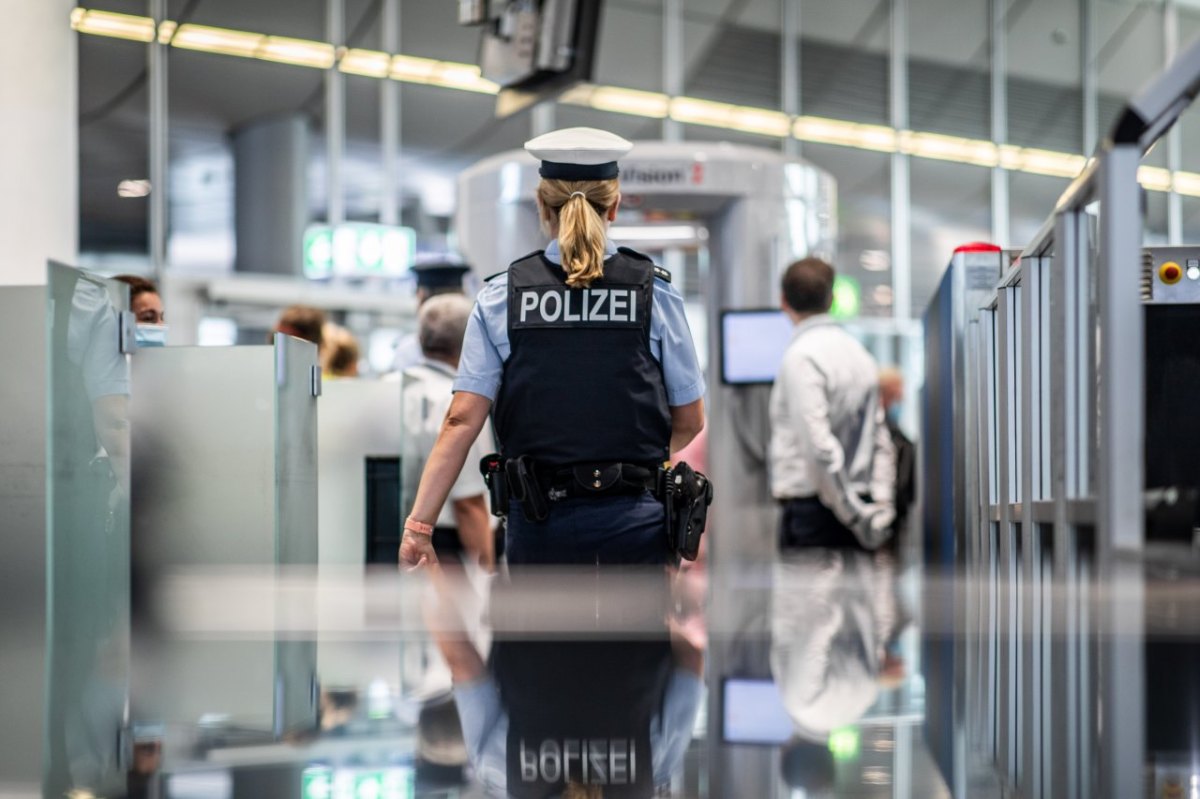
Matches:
[404,517,433,536]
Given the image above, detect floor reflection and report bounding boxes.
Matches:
[122,541,1200,799]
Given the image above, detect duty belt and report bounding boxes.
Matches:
[479,453,713,562]
[481,454,661,523]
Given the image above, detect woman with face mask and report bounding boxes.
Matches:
[112,274,167,347]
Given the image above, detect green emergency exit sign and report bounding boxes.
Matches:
[304,223,416,279]
[830,274,861,319]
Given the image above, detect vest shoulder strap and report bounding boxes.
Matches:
[617,245,652,263]
[508,249,545,267]
[617,246,670,283]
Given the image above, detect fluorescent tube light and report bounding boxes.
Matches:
[71,9,155,42]
[340,48,391,78]
[257,36,335,69]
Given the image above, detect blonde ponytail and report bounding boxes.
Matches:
[537,178,620,288]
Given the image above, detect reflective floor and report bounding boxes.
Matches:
[56,536,1195,799]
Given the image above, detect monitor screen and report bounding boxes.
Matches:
[720,309,794,385]
[489,0,603,117]
[722,678,794,744]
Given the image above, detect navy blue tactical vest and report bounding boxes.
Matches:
[493,249,672,466]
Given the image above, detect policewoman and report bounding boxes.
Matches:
[400,127,706,568]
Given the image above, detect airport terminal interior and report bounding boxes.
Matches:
[5,0,1200,797]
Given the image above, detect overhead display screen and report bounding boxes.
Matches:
[720,309,794,385]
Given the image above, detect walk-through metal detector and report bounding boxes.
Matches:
[924,36,1200,799]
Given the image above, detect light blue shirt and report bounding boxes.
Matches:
[453,240,706,406]
[454,669,705,796]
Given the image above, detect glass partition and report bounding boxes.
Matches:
[45,260,132,798]
[129,335,319,738]
[273,332,320,735]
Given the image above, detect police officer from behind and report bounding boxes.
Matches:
[399,127,706,568]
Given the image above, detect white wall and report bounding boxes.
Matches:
[0,0,76,285]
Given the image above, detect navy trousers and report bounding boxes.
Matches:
[505,491,668,566]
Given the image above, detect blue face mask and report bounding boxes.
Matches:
[135,324,168,347]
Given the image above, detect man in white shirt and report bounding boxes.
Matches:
[768,257,896,550]
[402,294,495,569]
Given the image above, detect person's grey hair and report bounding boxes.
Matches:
[418,293,474,362]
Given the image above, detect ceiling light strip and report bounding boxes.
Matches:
[70,6,1198,196]
[71,8,156,42]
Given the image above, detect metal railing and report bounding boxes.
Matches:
[934,33,1200,799]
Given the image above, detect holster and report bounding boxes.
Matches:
[661,462,714,562]
[504,455,550,523]
[479,453,509,518]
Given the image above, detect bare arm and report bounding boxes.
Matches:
[669,399,705,460]
[400,392,492,568]
[451,495,495,571]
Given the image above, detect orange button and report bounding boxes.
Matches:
[1160,261,1183,284]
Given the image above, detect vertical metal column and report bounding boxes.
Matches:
[1166,0,1183,244]
[1097,146,1144,553]
[380,0,400,227]
[990,0,1009,246]
[994,285,1016,783]
[890,0,912,319]
[1082,0,1098,155]
[326,0,346,225]
[781,0,801,157]
[1049,209,1083,799]
[148,0,168,279]
[662,0,683,142]
[1018,257,1043,799]
[532,102,556,137]
[1096,143,1145,799]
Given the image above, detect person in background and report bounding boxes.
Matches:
[769,257,896,551]
[878,367,915,541]
[393,257,473,373]
[112,275,166,347]
[272,304,326,353]
[112,275,163,325]
[402,294,494,570]
[322,323,360,378]
[273,304,326,346]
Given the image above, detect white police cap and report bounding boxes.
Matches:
[524,127,633,181]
